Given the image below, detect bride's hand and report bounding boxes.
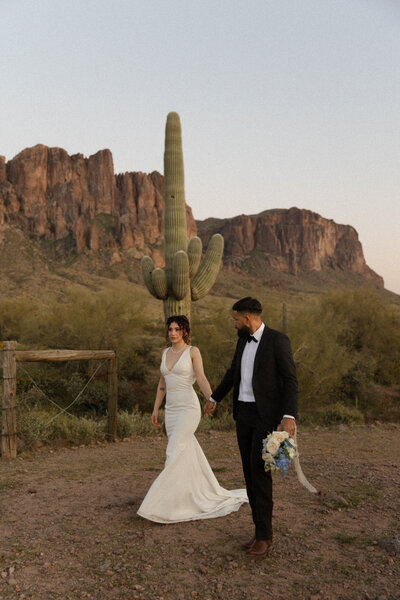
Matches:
[151,410,160,427]
[203,399,216,418]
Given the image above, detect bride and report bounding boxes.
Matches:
[137,315,248,523]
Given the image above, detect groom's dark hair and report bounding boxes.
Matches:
[232,297,262,315]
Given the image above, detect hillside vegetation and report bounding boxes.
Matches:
[1,222,400,449]
[1,263,400,452]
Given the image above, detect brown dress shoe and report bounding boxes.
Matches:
[241,535,256,550]
[246,539,272,557]
[242,528,273,551]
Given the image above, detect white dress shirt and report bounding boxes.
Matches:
[238,322,264,402]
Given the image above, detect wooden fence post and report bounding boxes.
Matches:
[2,341,17,459]
[107,340,118,441]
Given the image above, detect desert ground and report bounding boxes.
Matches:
[1,424,399,600]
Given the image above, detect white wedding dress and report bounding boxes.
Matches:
[137,346,248,523]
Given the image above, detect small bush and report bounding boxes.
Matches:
[117,409,160,438]
[119,350,151,381]
[18,410,51,447]
[358,384,400,422]
[17,409,106,448]
[310,402,364,426]
[18,387,47,411]
[65,377,109,415]
[117,378,137,412]
[49,414,106,444]
[198,413,235,432]
[0,298,39,341]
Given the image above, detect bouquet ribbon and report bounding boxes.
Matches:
[292,423,318,494]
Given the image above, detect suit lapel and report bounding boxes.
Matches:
[236,337,247,378]
[253,326,269,372]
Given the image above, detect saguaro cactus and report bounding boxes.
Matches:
[141,112,224,321]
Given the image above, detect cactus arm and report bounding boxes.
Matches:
[187,236,202,278]
[191,234,224,301]
[152,268,168,300]
[171,250,190,300]
[141,256,158,298]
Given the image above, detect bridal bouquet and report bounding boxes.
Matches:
[262,431,297,477]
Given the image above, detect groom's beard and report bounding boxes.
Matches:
[237,325,251,338]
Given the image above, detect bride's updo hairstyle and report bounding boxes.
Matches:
[165,315,191,344]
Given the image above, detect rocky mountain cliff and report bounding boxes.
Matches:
[197,208,383,286]
[0,145,196,266]
[0,145,383,287]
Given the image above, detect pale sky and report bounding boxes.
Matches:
[1,0,399,293]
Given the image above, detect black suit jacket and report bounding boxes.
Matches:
[212,326,298,426]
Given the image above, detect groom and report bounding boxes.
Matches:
[204,297,298,557]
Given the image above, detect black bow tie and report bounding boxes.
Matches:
[247,335,258,343]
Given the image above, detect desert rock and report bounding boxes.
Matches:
[197,207,383,286]
[0,144,382,286]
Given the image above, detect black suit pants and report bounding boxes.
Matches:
[236,402,273,541]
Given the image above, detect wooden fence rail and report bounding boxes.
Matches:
[1,341,118,460]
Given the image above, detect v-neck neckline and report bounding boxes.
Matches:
[164,346,190,372]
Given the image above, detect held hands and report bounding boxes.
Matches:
[203,399,216,418]
[277,417,296,438]
[151,410,160,427]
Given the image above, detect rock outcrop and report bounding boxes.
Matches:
[0,144,383,287]
[0,145,196,259]
[197,208,383,287]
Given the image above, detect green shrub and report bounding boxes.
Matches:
[0,282,163,422]
[289,287,400,416]
[65,376,109,414]
[311,402,364,426]
[49,413,106,444]
[0,298,39,341]
[117,378,137,412]
[21,282,150,348]
[119,350,151,381]
[117,409,160,438]
[18,409,52,447]
[357,384,400,422]
[197,413,235,432]
[4,282,400,426]
[18,386,48,411]
[17,409,106,448]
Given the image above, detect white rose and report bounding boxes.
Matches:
[287,447,296,459]
[266,438,280,455]
[262,453,274,464]
[273,431,289,444]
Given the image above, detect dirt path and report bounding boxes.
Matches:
[1,425,399,600]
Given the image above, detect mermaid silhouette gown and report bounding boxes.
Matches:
[137,347,248,523]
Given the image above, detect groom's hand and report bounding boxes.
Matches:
[278,417,296,438]
[203,399,216,418]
